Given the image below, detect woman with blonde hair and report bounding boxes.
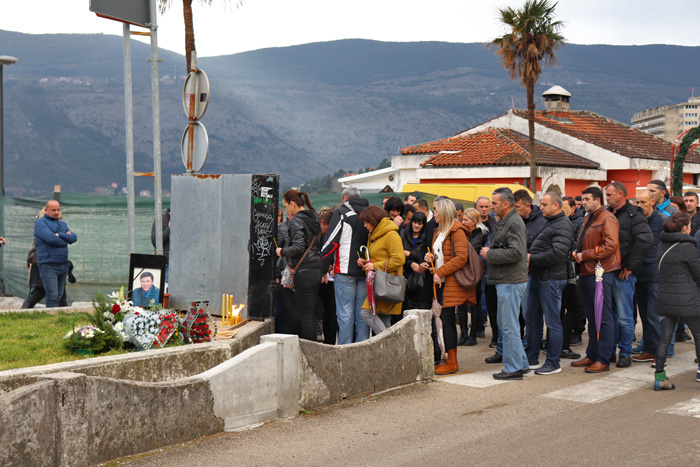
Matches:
[424,198,472,374]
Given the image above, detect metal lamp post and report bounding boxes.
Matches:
[0,55,18,195]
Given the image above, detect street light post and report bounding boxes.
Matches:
[0,55,18,196]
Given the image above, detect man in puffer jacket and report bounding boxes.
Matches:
[320,187,370,344]
[525,192,573,375]
[604,182,652,368]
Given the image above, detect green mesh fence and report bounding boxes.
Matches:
[0,194,170,303]
[0,190,471,304]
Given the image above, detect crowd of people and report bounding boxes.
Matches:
[275,180,700,390]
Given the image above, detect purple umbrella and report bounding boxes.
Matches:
[594,262,604,340]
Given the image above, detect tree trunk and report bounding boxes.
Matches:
[183,0,196,73]
[526,80,537,195]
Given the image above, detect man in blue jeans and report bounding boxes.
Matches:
[632,189,664,363]
[480,187,529,381]
[320,187,370,344]
[604,182,652,368]
[34,200,78,308]
[525,192,573,375]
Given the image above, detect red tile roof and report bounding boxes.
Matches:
[512,109,700,163]
[402,129,599,169]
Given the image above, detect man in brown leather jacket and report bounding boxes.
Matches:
[571,186,621,373]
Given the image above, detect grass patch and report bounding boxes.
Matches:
[0,311,130,371]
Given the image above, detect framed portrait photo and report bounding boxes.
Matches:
[128,254,167,308]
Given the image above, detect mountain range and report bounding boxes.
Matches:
[1,29,699,197]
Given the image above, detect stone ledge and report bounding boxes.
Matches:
[0,318,275,395]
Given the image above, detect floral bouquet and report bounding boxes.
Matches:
[180,302,216,344]
[63,310,123,354]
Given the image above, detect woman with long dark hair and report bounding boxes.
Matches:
[276,190,322,341]
[401,210,428,310]
[654,212,700,390]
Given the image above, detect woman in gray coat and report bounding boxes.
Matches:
[655,212,700,390]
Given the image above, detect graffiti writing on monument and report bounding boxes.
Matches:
[248,174,278,320]
[251,185,275,266]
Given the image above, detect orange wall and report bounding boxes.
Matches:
[563,179,592,197]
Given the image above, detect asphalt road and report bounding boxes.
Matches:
[110,333,700,467]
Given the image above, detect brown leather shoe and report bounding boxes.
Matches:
[585,361,610,373]
[571,357,595,367]
[631,352,656,363]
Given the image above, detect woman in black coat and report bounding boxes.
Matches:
[654,212,700,390]
[457,208,489,345]
[276,190,322,342]
[401,211,428,310]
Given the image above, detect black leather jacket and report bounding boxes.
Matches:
[281,209,321,270]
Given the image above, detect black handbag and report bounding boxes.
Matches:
[406,270,425,293]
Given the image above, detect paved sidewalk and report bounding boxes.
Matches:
[111,332,700,467]
[0,295,93,313]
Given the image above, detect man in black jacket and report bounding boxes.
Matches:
[514,189,546,338]
[632,189,664,363]
[524,192,573,375]
[320,187,370,344]
[683,191,700,236]
[604,182,653,367]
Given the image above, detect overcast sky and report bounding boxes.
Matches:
[1,0,699,58]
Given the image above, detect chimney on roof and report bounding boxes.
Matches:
[543,86,571,113]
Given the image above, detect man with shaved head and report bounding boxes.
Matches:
[34,200,77,307]
[631,189,664,364]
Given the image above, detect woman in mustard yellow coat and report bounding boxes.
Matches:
[357,205,406,334]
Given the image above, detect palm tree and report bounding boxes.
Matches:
[488,0,564,193]
[158,0,243,73]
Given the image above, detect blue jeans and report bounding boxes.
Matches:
[334,273,369,344]
[579,272,615,365]
[496,282,529,373]
[612,273,637,358]
[38,262,69,308]
[635,277,661,356]
[496,280,529,356]
[525,277,566,368]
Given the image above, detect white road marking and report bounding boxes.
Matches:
[543,351,698,404]
[659,398,700,419]
[438,371,510,388]
[544,377,646,403]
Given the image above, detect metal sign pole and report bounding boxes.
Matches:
[149,0,163,254]
[123,23,136,254]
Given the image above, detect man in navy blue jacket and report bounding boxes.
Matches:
[34,200,77,307]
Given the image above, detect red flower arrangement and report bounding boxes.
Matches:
[180,302,215,343]
[153,312,178,348]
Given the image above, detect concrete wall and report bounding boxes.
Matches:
[0,310,433,467]
[0,318,274,395]
[299,309,434,409]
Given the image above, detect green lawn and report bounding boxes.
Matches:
[0,311,129,371]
